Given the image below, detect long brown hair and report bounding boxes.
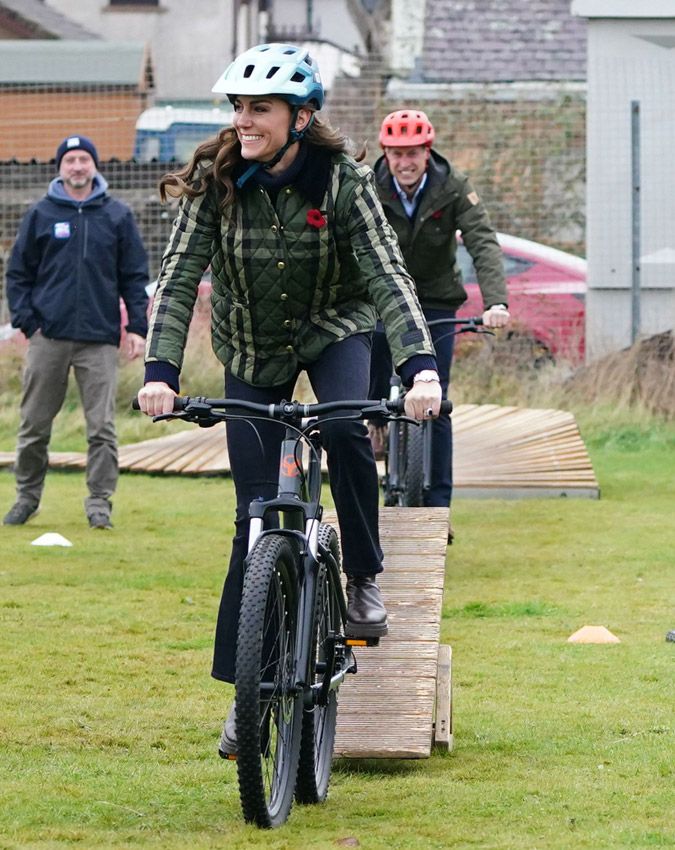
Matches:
[159,112,366,211]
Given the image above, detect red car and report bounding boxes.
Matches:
[457,233,587,364]
[15,234,584,362]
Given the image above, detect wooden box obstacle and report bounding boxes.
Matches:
[325,507,453,759]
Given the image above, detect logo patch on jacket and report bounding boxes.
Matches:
[53,222,71,239]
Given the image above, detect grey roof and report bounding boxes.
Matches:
[420,0,587,83]
[0,0,99,39]
[0,40,150,85]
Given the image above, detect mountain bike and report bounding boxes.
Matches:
[135,393,451,828]
[380,316,493,507]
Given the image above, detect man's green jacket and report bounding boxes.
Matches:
[373,149,508,311]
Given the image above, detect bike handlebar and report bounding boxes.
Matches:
[132,395,452,422]
[426,315,485,329]
[428,315,483,325]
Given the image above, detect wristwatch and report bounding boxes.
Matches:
[413,370,440,384]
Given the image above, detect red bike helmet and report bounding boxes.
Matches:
[379,109,435,148]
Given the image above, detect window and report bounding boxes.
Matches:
[109,0,159,6]
[456,245,534,283]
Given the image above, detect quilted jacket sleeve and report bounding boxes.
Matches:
[145,185,219,373]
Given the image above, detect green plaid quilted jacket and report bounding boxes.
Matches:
[146,148,433,387]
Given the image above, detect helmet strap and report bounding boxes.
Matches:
[235,106,314,189]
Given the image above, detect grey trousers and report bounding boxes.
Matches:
[13,333,118,515]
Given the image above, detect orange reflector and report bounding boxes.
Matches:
[345,639,368,646]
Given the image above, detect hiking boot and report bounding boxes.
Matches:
[218,703,237,758]
[345,575,388,638]
[88,512,113,530]
[3,501,39,525]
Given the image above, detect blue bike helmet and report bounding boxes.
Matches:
[212,43,324,187]
[212,43,324,110]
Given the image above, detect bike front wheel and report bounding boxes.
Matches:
[236,534,303,828]
[295,523,343,804]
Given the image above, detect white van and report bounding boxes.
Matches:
[134,106,233,162]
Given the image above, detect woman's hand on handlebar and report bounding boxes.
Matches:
[137,382,177,417]
[403,379,443,420]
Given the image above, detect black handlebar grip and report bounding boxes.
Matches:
[389,397,454,416]
[131,395,188,411]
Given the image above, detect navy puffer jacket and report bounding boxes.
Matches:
[6,175,149,346]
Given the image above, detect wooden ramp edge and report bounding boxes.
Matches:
[0,404,600,498]
[326,507,452,759]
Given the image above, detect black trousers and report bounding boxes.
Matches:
[369,307,456,507]
[212,333,383,683]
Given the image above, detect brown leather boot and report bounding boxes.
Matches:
[345,575,388,637]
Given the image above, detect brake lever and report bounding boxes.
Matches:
[457,326,495,336]
[395,414,422,426]
[152,412,189,423]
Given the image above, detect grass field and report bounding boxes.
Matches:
[1,414,673,849]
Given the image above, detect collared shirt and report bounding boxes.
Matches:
[393,173,428,219]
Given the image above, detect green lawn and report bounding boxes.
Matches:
[1,425,673,849]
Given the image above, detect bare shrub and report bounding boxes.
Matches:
[560,331,674,420]
[452,329,674,424]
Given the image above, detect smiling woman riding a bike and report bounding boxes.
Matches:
[137,43,442,759]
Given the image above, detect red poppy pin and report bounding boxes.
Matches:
[306,209,327,229]
[431,209,443,220]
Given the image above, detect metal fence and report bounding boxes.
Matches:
[0,65,586,327]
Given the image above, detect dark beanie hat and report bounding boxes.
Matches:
[55,135,99,169]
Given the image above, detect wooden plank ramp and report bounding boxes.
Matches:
[0,404,600,498]
[452,404,599,498]
[325,507,451,759]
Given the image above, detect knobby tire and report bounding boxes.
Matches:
[235,534,303,828]
[295,523,343,804]
[402,422,425,507]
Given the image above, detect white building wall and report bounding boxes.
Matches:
[572,2,675,359]
[389,0,426,76]
[45,1,363,104]
[45,0,239,102]
[271,0,364,54]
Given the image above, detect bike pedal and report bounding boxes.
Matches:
[345,637,380,647]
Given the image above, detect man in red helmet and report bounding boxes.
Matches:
[370,109,510,541]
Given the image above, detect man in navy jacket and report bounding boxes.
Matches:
[3,134,149,529]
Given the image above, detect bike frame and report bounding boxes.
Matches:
[381,317,490,506]
[246,419,354,707]
[135,393,452,826]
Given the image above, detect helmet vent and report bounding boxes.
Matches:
[212,43,324,109]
